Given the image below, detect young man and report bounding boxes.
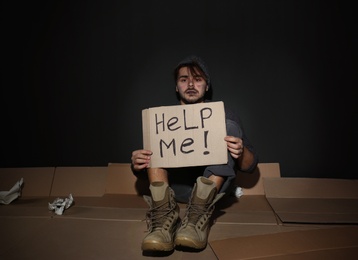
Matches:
[131,56,258,252]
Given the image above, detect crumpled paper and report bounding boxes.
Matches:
[231,185,244,198]
[0,178,24,205]
[48,194,74,215]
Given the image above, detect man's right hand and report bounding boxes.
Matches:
[131,149,153,171]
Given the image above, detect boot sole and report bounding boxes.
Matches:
[174,237,206,250]
[142,241,174,252]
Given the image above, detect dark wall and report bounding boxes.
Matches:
[1,1,355,178]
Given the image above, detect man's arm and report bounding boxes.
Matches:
[225,135,258,173]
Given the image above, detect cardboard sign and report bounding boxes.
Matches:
[142,101,228,168]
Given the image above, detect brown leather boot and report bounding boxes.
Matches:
[141,182,180,251]
[174,177,224,250]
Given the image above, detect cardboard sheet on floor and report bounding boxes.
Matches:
[210,226,358,259]
[263,177,358,224]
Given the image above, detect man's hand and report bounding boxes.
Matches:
[131,149,152,171]
[225,136,244,159]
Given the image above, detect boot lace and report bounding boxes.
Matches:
[182,200,215,228]
[145,200,177,232]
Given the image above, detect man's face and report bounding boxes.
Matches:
[176,67,208,105]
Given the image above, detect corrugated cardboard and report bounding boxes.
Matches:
[142,102,227,168]
[0,167,55,196]
[2,164,358,259]
[106,163,150,195]
[210,226,358,259]
[236,162,281,195]
[50,167,107,197]
[105,162,281,196]
[264,177,358,224]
